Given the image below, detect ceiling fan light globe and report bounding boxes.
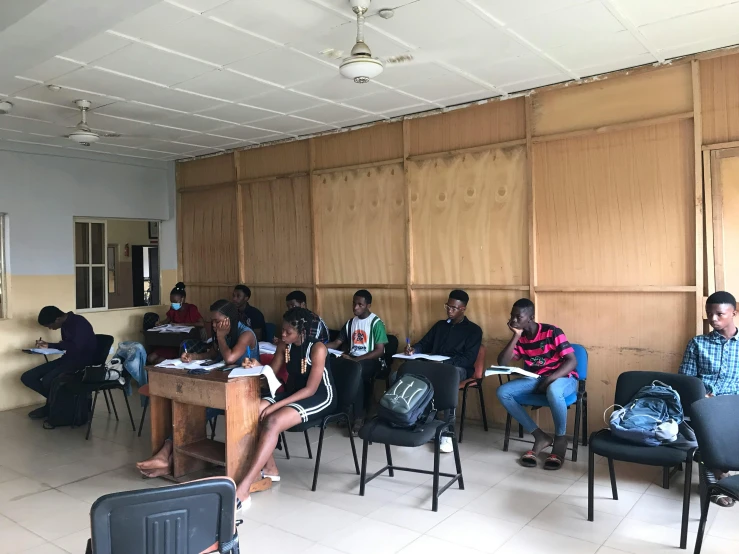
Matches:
[68,131,100,144]
[339,56,383,83]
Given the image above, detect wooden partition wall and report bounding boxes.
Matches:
[177,50,739,432]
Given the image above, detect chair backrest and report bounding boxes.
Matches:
[384,334,399,368]
[330,357,362,414]
[691,396,739,472]
[264,322,276,344]
[93,334,115,366]
[89,477,237,554]
[472,345,487,380]
[614,371,706,419]
[571,343,588,381]
[398,360,460,411]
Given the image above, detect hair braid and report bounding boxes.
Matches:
[284,307,317,374]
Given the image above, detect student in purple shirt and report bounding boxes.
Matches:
[21,306,96,419]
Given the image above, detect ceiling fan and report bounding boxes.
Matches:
[63,99,122,146]
[325,0,414,83]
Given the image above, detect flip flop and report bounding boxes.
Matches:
[236,496,251,513]
[520,450,538,467]
[543,453,564,470]
[261,470,281,482]
[249,477,273,493]
[711,494,736,508]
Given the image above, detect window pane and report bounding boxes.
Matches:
[75,222,89,264]
[107,246,116,294]
[76,267,89,309]
[91,223,104,264]
[91,266,105,308]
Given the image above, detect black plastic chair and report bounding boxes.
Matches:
[358,360,464,512]
[690,395,739,554]
[370,334,399,395]
[588,371,706,550]
[85,477,240,554]
[458,344,488,443]
[286,357,362,491]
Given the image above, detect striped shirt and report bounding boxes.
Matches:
[679,330,739,395]
[513,323,576,378]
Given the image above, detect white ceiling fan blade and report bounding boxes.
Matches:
[383,53,415,65]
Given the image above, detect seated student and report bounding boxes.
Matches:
[326,289,388,435]
[235,307,337,509]
[232,285,266,341]
[679,290,739,507]
[496,298,577,470]
[284,290,329,343]
[147,282,205,365]
[136,299,258,478]
[21,306,96,419]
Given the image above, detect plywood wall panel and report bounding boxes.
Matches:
[313,123,403,170]
[714,153,739,294]
[178,154,236,189]
[237,142,310,180]
[318,287,408,338]
[242,176,313,285]
[180,187,239,284]
[700,54,739,144]
[410,146,528,285]
[408,98,526,156]
[533,65,693,137]
[313,163,406,284]
[249,286,315,327]
[187,285,234,318]
[534,121,695,287]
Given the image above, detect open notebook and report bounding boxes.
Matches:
[392,353,450,362]
[485,365,541,379]
[23,348,65,355]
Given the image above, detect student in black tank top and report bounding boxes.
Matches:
[235,307,336,509]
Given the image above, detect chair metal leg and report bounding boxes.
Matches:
[608,458,619,500]
[311,425,326,492]
[122,390,136,432]
[452,431,464,490]
[304,430,313,459]
[459,385,469,443]
[571,398,582,462]
[478,383,488,432]
[663,466,671,490]
[137,398,148,437]
[346,415,359,474]
[102,389,111,414]
[680,453,694,550]
[86,391,99,441]
[588,440,595,521]
[108,391,119,421]
[385,443,394,477]
[503,414,512,451]
[582,393,589,446]
[281,432,290,460]
[518,423,524,438]
[359,439,369,496]
[432,432,441,512]
[695,463,710,554]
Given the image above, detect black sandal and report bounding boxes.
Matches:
[711,494,736,508]
[543,453,564,470]
[520,450,537,467]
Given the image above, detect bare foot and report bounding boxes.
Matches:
[141,465,172,478]
[532,428,553,455]
[552,435,568,459]
[261,459,279,478]
[137,440,173,472]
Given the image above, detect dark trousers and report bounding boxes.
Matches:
[353,358,383,419]
[20,358,78,401]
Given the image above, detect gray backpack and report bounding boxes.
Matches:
[376,373,436,429]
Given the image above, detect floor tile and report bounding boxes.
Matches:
[426,510,522,553]
[0,476,50,504]
[528,500,623,545]
[707,503,739,540]
[495,525,600,554]
[320,517,420,554]
[52,528,91,554]
[238,524,315,553]
[604,518,697,554]
[584,460,660,494]
[366,492,459,533]
[17,544,68,554]
[625,492,711,534]
[266,500,362,542]
[464,485,557,525]
[496,468,576,496]
[559,481,643,517]
[7,490,90,541]
[0,521,46,553]
[397,535,484,554]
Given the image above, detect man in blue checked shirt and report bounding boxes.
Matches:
[679,290,739,508]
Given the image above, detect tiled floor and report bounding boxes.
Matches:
[1,395,738,554]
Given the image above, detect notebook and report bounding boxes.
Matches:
[484,365,541,379]
[23,348,65,355]
[392,353,450,362]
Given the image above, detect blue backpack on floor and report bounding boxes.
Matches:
[609,380,684,446]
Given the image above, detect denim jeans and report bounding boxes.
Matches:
[496,376,578,436]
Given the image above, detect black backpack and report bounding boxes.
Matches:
[376,373,436,429]
[44,373,91,429]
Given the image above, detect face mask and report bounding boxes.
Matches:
[171,303,182,311]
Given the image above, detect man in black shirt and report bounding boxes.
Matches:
[232,285,266,340]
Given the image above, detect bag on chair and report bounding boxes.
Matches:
[609,380,683,446]
[44,373,90,429]
[375,373,435,429]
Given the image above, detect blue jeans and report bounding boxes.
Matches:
[496,376,578,436]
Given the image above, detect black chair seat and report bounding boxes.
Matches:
[714,475,739,498]
[590,431,692,466]
[359,418,446,447]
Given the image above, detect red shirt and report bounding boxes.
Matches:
[165,303,202,324]
[513,323,577,378]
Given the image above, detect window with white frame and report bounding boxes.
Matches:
[0,214,6,318]
[74,219,107,310]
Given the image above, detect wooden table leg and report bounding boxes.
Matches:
[172,402,207,479]
[225,377,261,484]
[150,394,172,456]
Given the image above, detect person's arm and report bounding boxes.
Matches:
[181,347,216,362]
[448,325,482,369]
[349,342,385,361]
[409,323,437,355]
[534,330,577,392]
[497,322,523,365]
[261,343,328,418]
[678,340,698,377]
[326,321,347,350]
[215,320,255,365]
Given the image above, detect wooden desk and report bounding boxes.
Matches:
[144,329,201,349]
[147,366,261,484]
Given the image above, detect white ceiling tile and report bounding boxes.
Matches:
[548,30,648,71]
[86,142,170,159]
[376,62,464,88]
[194,103,278,123]
[127,88,218,113]
[382,104,430,119]
[617,0,732,27]
[206,124,278,141]
[574,53,657,79]
[291,75,380,102]
[0,77,36,97]
[176,69,277,101]
[510,1,625,50]
[290,19,409,60]
[249,115,324,134]
[343,89,424,113]
[639,3,739,50]
[58,33,132,65]
[244,88,326,112]
[94,43,214,87]
[502,73,569,94]
[226,48,337,87]
[331,113,384,127]
[168,0,232,13]
[295,124,340,137]
[12,83,118,108]
[207,0,349,45]
[86,114,153,137]
[138,139,206,155]
[176,147,235,159]
[146,124,201,141]
[659,32,739,61]
[472,0,591,24]
[397,73,487,102]
[157,113,233,133]
[111,3,194,38]
[0,115,70,137]
[53,67,166,100]
[141,17,275,66]
[290,102,367,124]
[465,55,562,87]
[20,57,83,83]
[93,100,184,122]
[3,97,77,125]
[178,133,242,148]
[437,90,495,106]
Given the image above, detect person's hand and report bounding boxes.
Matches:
[215,319,230,338]
[340,352,353,360]
[181,352,193,363]
[36,340,48,348]
[272,336,280,345]
[242,358,261,368]
[260,404,275,422]
[534,375,553,394]
[508,320,524,337]
[404,344,415,355]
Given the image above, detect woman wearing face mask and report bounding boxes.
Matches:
[147,282,205,365]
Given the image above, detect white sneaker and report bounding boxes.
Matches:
[439,436,453,453]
